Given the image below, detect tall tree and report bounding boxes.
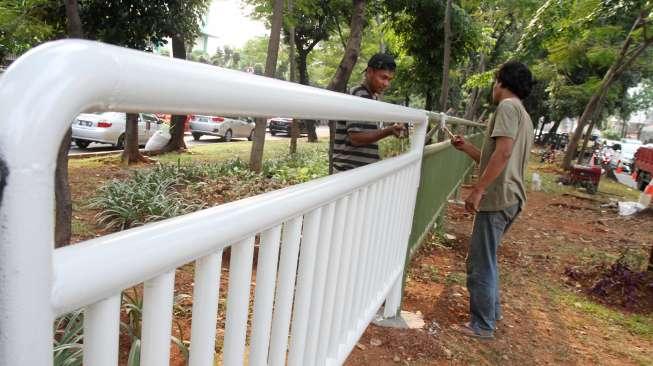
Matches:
[78,0,210,162]
[288,0,300,154]
[55,0,82,248]
[562,3,653,169]
[327,0,366,172]
[439,0,453,112]
[157,34,190,154]
[383,0,480,111]
[249,0,285,172]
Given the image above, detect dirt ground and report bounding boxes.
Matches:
[346,184,653,365]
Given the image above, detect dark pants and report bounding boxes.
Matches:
[466,203,521,332]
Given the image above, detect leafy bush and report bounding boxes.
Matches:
[53,310,84,366]
[262,147,328,183]
[89,169,205,230]
[601,129,621,140]
[90,149,328,231]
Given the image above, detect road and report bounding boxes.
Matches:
[69,126,330,156]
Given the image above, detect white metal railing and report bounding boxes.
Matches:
[0,40,428,366]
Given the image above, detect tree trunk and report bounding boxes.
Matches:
[425,90,434,111]
[56,0,82,247]
[55,129,72,248]
[545,119,561,143]
[306,120,318,142]
[290,120,299,154]
[157,35,188,153]
[563,87,610,170]
[327,0,366,93]
[464,54,485,121]
[288,0,299,155]
[65,0,83,38]
[538,119,546,141]
[577,118,598,165]
[121,113,150,164]
[288,1,296,83]
[297,50,309,86]
[250,0,284,172]
[439,0,453,112]
[327,0,366,172]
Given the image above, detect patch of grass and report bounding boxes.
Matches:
[420,264,440,282]
[71,218,95,237]
[69,154,120,169]
[155,139,328,165]
[553,287,653,339]
[598,177,640,201]
[445,271,466,286]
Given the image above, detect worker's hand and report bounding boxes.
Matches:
[390,123,407,138]
[451,135,467,151]
[464,187,484,213]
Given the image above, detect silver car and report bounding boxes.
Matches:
[72,112,162,149]
[189,115,255,142]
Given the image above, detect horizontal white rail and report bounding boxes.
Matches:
[0,40,429,366]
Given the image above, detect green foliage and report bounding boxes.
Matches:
[262,145,329,183]
[80,0,211,51]
[601,129,621,140]
[89,167,206,230]
[90,149,329,231]
[0,0,64,61]
[53,310,84,366]
[383,0,481,109]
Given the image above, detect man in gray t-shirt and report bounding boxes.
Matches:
[451,61,534,339]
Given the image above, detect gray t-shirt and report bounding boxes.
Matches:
[478,98,533,211]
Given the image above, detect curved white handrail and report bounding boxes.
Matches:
[0,40,429,365]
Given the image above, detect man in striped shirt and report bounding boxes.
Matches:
[333,53,406,172]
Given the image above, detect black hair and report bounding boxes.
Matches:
[495,61,534,99]
[367,53,396,72]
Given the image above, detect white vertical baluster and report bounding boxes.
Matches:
[363,179,388,305]
[140,270,176,366]
[249,226,283,366]
[340,187,369,342]
[287,208,322,366]
[268,216,304,366]
[372,177,394,299]
[351,183,378,327]
[303,202,336,366]
[84,294,121,366]
[189,251,223,366]
[327,190,360,357]
[223,237,255,366]
[314,197,349,365]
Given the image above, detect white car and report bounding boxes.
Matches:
[610,139,642,172]
[72,112,162,149]
[189,115,255,142]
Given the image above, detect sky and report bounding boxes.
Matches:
[204,0,268,49]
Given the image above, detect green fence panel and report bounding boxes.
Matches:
[407,133,484,256]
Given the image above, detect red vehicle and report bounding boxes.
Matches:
[634,146,653,191]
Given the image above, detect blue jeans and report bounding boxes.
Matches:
[466,203,521,333]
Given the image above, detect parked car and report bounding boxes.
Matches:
[267,117,307,136]
[71,112,162,149]
[189,115,255,142]
[610,139,642,172]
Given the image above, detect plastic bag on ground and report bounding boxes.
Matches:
[144,129,171,152]
[618,201,645,216]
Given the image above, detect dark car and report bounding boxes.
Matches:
[267,118,308,136]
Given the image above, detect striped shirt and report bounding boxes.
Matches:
[333,85,379,172]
